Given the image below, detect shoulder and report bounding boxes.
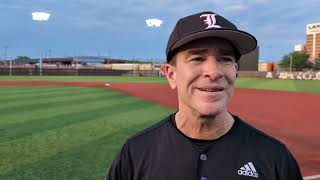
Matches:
[231,114,296,163]
[233,114,287,149]
[232,115,302,178]
[123,114,173,149]
[129,114,172,140]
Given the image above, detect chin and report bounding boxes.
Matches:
[194,102,226,117]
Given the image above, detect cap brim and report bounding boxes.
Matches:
[171,29,257,55]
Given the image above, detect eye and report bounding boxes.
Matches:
[219,56,236,64]
[190,57,205,62]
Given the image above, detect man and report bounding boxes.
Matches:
[106,11,303,180]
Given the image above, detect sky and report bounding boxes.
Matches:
[0,0,319,62]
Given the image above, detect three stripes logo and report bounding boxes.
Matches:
[237,162,259,178]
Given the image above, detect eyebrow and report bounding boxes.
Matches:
[185,49,208,60]
[185,48,235,59]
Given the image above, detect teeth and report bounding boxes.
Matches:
[199,88,222,92]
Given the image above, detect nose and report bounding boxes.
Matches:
[202,56,223,80]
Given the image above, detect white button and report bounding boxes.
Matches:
[201,176,208,180]
[200,154,207,161]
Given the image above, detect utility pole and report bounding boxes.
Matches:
[75,56,78,76]
[290,54,293,73]
[4,46,8,66]
[107,49,111,64]
[40,51,43,76]
[9,56,12,76]
[48,49,52,64]
[48,49,52,57]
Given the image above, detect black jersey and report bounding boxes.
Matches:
[106,113,303,180]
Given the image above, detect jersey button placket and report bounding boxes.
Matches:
[200,176,208,180]
[200,153,207,161]
[199,153,208,180]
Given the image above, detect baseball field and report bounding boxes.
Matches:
[0,75,319,180]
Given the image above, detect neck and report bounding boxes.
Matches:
[175,109,234,140]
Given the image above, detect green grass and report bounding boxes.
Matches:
[0,76,319,93]
[0,76,320,93]
[0,86,175,180]
[0,75,168,83]
[0,77,318,179]
[235,78,320,94]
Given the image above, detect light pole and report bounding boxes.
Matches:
[39,51,43,76]
[48,49,52,64]
[75,56,78,76]
[32,11,51,76]
[290,54,292,72]
[9,56,12,76]
[4,46,8,66]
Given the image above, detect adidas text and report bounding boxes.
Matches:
[238,169,258,178]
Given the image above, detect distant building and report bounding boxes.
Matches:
[306,23,320,61]
[238,46,259,71]
[294,44,305,52]
[9,56,133,66]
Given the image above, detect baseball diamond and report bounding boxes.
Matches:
[0,77,319,179]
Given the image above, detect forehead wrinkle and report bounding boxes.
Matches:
[219,49,234,56]
[185,47,234,58]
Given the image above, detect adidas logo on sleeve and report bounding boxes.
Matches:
[237,162,259,178]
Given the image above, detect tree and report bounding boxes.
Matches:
[312,60,320,70]
[279,51,312,71]
[127,59,153,64]
[15,56,31,60]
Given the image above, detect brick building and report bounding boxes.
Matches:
[306,23,320,62]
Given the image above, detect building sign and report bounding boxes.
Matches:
[277,71,320,80]
[307,23,320,34]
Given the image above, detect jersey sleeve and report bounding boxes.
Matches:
[105,142,133,180]
[278,146,303,180]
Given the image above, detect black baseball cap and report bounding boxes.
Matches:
[166,11,257,62]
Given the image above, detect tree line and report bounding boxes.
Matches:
[279,51,320,71]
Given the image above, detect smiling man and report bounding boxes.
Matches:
[106,11,303,180]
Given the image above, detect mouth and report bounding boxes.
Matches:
[197,87,225,92]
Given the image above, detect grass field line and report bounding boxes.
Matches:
[0,93,126,128]
[0,99,162,174]
[2,77,320,94]
[0,87,120,110]
[235,78,270,88]
[0,93,124,123]
[0,90,133,127]
[239,79,297,91]
[236,79,320,94]
[0,86,87,96]
[0,86,103,101]
[0,76,168,83]
[0,96,144,142]
[0,119,166,179]
[0,88,115,107]
[0,86,65,94]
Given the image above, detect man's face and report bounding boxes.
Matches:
[165,38,238,117]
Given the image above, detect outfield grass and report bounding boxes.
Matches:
[235,78,320,94]
[0,86,175,180]
[0,75,319,93]
[0,75,168,83]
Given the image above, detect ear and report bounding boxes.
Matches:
[164,64,177,90]
[234,63,239,77]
